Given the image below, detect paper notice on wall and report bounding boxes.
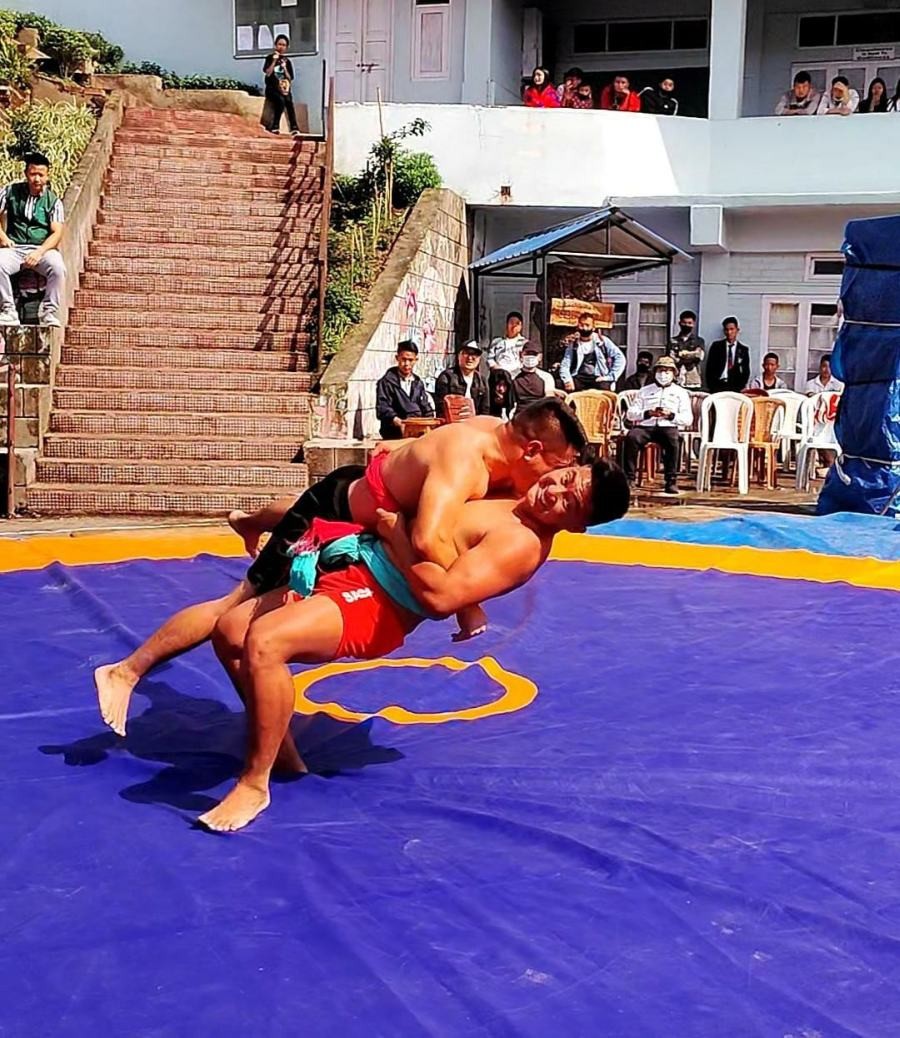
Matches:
[281,0,298,7]
[274,23,290,40]
[236,24,254,51]
[257,24,274,50]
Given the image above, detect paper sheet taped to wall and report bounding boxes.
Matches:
[281,0,298,6]
[274,23,290,39]
[258,24,274,49]
[236,25,254,51]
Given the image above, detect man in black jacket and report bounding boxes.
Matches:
[433,341,489,419]
[705,316,751,393]
[375,340,434,439]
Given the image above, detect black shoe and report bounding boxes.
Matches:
[660,483,681,497]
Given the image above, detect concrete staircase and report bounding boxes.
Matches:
[27,107,324,516]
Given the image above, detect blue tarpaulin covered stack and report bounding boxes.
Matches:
[819,214,900,516]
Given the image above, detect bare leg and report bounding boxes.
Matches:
[212,590,307,776]
[199,594,344,832]
[95,579,255,736]
[227,495,297,558]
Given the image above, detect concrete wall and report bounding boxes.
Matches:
[389,0,468,104]
[317,189,469,441]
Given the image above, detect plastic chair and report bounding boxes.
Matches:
[679,391,708,475]
[696,392,753,495]
[616,390,639,431]
[769,390,806,467]
[795,392,842,491]
[748,396,786,489]
[566,390,616,455]
[441,394,474,423]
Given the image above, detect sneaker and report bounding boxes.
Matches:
[38,304,61,328]
[290,129,301,138]
[0,303,19,326]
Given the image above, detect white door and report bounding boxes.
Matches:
[331,0,393,102]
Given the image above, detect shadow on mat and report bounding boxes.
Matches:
[38,677,403,813]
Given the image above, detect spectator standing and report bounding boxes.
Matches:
[749,352,788,391]
[599,74,642,112]
[774,71,820,116]
[706,317,751,393]
[0,152,65,327]
[559,312,626,392]
[666,309,706,388]
[888,79,900,112]
[262,34,301,136]
[622,350,655,392]
[523,68,561,108]
[623,356,692,496]
[858,78,889,113]
[640,77,679,116]
[806,355,844,395]
[375,340,434,439]
[487,310,527,376]
[817,76,859,116]
[433,341,489,418]
[513,344,559,407]
[558,67,583,107]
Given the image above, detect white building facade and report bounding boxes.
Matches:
[19,0,900,389]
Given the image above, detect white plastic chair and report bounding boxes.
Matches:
[696,392,753,495]
[768,390,806,467]
[795,392,842,491]
[616,390,639,432]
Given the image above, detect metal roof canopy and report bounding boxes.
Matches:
[469,206,691,363]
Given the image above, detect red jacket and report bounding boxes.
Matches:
[599,85,641,112]
[523,84,561,108]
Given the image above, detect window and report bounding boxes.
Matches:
[806,254,845,281]
[798,16,836,48]
[799,12,900,49]
[573,18,709,55]
[763,299,840,390]
[610,303,629,351]
[638,302,668,360]
[413,1,452,80]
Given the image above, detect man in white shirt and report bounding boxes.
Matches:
[486,310,528,376]
[805,354,844,395]
[749,352,788,391]
[623,355,692,495]
[816,76,859,116]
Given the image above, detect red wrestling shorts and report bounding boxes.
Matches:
[364,450,401,513]
[310,562,421,660]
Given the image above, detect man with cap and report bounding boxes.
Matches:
[622,355,692,496]
[433,341,490,419]
[513,343,560,409]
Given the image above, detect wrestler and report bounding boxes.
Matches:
[198,457,629,831]
[95,399,586,737]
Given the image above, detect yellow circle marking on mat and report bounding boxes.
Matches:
[292,656,537,725]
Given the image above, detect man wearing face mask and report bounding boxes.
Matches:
[513,343,561,408]
[560,312,626,393]
[666,309,706,389]
[623,356,692,495]
[622,350,655,392]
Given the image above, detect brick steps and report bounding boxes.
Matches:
[73,290,308,315]
[96,204,321,230]
[57,364,313,393]
[111,152,319,178]
[100,194,317,220]
[43,434,302,462]
[36,458,304,489]
[64,327,312,352]
[114,140,319,162]
[60,345,303,372]
[54,387,311,415]
[83,255,315,280]
[76,272,316,302]
[28,484,308,517]
[91,224,316,247]
[51,410,310,439]
[69,308,309,334]
[105,166,319,195]
[89,241,315,264]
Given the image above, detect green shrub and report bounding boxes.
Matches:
[42,26,93,77]
[84,31,123,71]
[392,151,441,208]
[118,60,260,96]
[1,100,97,195]
[0,32,32,90]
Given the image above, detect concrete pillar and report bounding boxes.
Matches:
[462,2,493,105]
[708,0,748,120]
[699,252,732,348]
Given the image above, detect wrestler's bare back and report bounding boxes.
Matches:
[347,417,506,529]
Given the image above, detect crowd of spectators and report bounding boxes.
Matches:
[776,70,900,117]
[523,67,680,116]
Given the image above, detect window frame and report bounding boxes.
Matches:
[572,16,709,57]
[805,253,845,283]
[760,296,840,391]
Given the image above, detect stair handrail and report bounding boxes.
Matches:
[315,73,335,375]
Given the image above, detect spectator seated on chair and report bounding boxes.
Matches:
[375,340,434,440]
[487,310,528,377]
[805,354,844,395]
[433,341,489,420]
[622,350,655,392]
[513,343,560,408]
[622,356,692,496]
[748,351,788,391]
[489,368,517,419]
[560,312,626,393]
[0,151,65,327]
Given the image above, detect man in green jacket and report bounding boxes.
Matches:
[0,152,65,327]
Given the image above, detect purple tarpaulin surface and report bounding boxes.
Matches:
[2,553,900,1037]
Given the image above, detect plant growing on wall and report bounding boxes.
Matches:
[0,100,97,194]
[117,60,260,96]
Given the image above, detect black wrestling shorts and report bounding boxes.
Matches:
[246,464,366,594]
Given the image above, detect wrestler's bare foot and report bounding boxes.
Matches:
[198,779,271,832]
[94,662,139,737]
[274,731,308,777]
[227,510,262,558]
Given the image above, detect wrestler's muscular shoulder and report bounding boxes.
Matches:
[387,421,497,508]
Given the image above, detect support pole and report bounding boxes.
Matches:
[5,358,15,518]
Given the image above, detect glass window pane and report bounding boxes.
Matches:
[608,21,671,52]
[769,303,800,327]
[837,13,900,47]
[837,66,867,95]
[573,24,607,53]
[611,303,629,349]
[638,302,668,351]
[673,19,708,50]
[798,16,835,48]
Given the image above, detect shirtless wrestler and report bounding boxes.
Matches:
[198,457,630,831]
[95,399,587,737]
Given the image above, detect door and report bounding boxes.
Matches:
[331,0,393,102]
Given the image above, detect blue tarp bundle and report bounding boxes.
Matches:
[819,214,900,516]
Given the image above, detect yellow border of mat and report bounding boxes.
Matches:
[1,526,899,593]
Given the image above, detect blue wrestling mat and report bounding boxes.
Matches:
[3,528,900,1037]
